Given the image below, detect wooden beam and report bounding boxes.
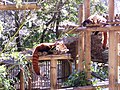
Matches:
[0,4,40,10]
[108,31,118,90]
[26,54,72,61]
[108,0,114,21]
[84,31,91,79]
[116,32,120,90]
[50,59,57,89]
[77,32,84,71]
[70,26,120,34]
[78,4,83,25]
[84,0,90,19]
[77,4,84,71]
[20,68,24,90]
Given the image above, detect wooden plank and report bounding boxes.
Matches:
[0,4,40,10]
[26,54,72,61]
[108,31,118,90]
[50,59,57,90]
[84,31,91,79]
[84,0,90,19]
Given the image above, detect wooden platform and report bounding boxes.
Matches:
[27,54,72,90]
[69,25,120,34]
[26,54,72,61]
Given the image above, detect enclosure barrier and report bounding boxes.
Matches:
[26,54,72,90]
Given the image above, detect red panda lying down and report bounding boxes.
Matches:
[82,14,107,26]
[82,14,107,49]
[32,41,69,75]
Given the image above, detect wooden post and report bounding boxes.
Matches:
[20,68,24,90]
[84,31,91,79]
[77,4,84,71]
[28,65,32,90]
[84,0,91,79]
[117,33,120,89]
[77,32,84,71]
[84,0,90,19]
[78,4,84,25]
[108,0,114,21]
[50,59,57,90]
[108,31,118,90]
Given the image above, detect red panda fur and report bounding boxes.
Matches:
[32,42,69,75]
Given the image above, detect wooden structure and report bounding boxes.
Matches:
[74,0,120,90]
[1,0,120,90]
[0,0,40,10]
[0,2,40,90]
[27,54,72,90]
[0,4,40,10]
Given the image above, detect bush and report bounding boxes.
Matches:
[63,70,92,87]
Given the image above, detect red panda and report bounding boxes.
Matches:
[82,14,107,49]
[32,41,69,75]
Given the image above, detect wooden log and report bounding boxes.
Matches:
[84,31,91,79]
[20,68,24,90]
[108,0,114,21]
[28,65,32,90]
[108,31,118,90]
[72,26,120,33]
[0,4,40,10]
[84,0,90,19]
[77,32,84,71]
[50,59,57,90]
[78,4,84,25]
[77,4,84,71]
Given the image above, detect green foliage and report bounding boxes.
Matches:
[14,0,22,8]
[91,62,108,83]
[0,65,15,90]
[91,0,108,15]
[0,53,31,90]
[0,0,108,89]
[63,70,92,87]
